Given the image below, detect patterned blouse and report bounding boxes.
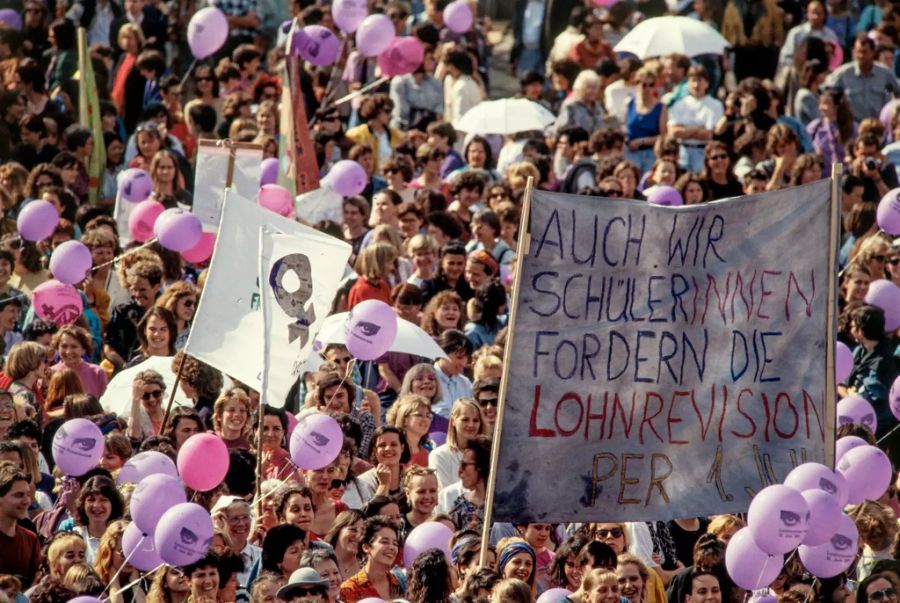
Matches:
[339,568,402,603]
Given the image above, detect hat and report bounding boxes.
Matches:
[276,568,330,600]
[210,495,248,515]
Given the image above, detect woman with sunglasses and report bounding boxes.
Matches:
[155,281,199,351]
[855,234,893,281]
[429,398,486,489]
[860,573,900,603]
[126,369,168,440]
[440,434,491,532]
[51,326,107,398]
[700,141,742,200]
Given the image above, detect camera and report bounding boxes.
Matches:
[865,157,881,171]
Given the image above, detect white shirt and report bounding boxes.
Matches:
[625,522,660,568]
[237,543,262,588]
[428,444,463,490]
[444,75,482,125]
[438,480,465,514]
[605,81,637,124]
[668,94,724,144]
[433,361,473,418]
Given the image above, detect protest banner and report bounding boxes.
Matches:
[259,227,351,409]
[193,140,264,231]
[184,192,350,405]
[485,177,838,525]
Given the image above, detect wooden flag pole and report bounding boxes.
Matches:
[825,163,842,468]
[478,177,534,567]
[255,225,273,506]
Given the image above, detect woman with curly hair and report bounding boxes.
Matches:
[406,548,454,602]
[339,516,403,602]
[155,282,199,351]
[51,325,108,398]
[94,520,147,603]
[420,290,465,339]
[145,565,191,603]
[0,162,30,211]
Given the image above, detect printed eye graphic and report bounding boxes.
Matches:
[830,534,852,551]
[862,413,875,427]
[780,510,801,527]
[309,431,330,447]
[837,415,853,425]
[180,528,198,545]
[72,438,96,451]
[354,321,381,337]
[819,478,837,495]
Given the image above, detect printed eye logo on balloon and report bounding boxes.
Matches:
[780,510,802,527]
[180,527,199,545]
[72,438,97,453]
[837,416,853,426]
[308,430,330,448]
[830,533,853,551]
[861,414,876,428]
[818,478,837,495]
[353,321,381,339]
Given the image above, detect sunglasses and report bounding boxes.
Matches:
[600,188,622,197]
[872,255,886,262]
[329,478,345,489]
[871,588,897,602]
[478,396,499,407]
[596,527,624,539]
[291,587,326,597]
[182,299,195,308]
[142,389,163,400]
[889,258,900,265]
[709,154,729,161]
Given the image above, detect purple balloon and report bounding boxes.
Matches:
[333,0,368,33]
[443,1,473,33]
[837,395,877,434]
[355,14,395,57]
[891,375,900,421]
[865,279,900,331]
[187,7,229,60]
[49,240,92,285]
[155,502,214,567]
[784,462,848,506]
[155,208,203,252]
[837,444,892,503]
[290,412,344,470]
[537,588,573,603]
[429,431,447,446]
[345,299,398,360]
[118,168,154,202]
[725,527,785,590]
[747,484,809,554]
[0,9,23,31]
[52,418,104,476]
[800,489,843,546]
[403,521,453,567]
[326,160,368,196]
[117,450,179,484]
[131,474,187,534]
[835,435,868,462]
[293,25,340,66]
[836,341,853,384]
[122,521,164,571]
[798,514,858,578]
[260,157,280,186]
[646,185,684,206]
[17,200,59,242]
[878,187,900,235]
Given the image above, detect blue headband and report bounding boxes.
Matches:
[451,536,479,565]
[498,541,536,574]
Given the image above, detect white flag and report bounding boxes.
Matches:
[193,141,264,231]
[185,193,351,401]
[259,227,350,407]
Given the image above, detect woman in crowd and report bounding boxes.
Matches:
[421,290,466,339]
[617,553,650,603]
[496,538,537,596]
[149,150,191,209]
[556,70,608,134]
[51,326,107,398]
[305,461,348,537]
[160,407,204,450]
[126,307,177,367]
[64,476,124,564]
[406,548,455,603]
[213,388,252,450]
[126,369,168,440]
[401,466,439,532]
[429,399,487,489]
[261,524,307,579]
[259,405,299,483]
[314,372,376,458]
[324,510,365,579]
[339,516,403,602]
[442,434,491,532]
[398,363,450,434]
[387,395,433,467]
[357,426,410,502]
[448,136,500,184]
[154,281,198,352]
[625,67,667,175]
[701,141,743,199]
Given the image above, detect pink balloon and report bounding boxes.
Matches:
[333,0,368,33]
[326,160,368,196]
[798,513,858,578]
[52,418,103,476]
[403,521,453,567]
[836,395,877,434]
[725,527,785,590]
[647,185,684,206]
[828,41,845,72]
[33,280,83,325]
[835,435,868,462]
[260,158,280,186]
[293,25,340,67]
[784,462,848,506]
[155,208,203,253]
[181,232,217,264]
[355,14,395,57]
[17,200,59,242]
[891,375,900,421]
[131,474,187,534]
[187,7,228,60]
[116,450,179,484]
[177,433,229,491]
[836,341,853,384]
[443,1,473,33]
[118,168,153,202]
[122,522,164,572]
[345,299,398,360]
[747,484,809,554]
[837,444,892,503]
[286,411,299,440]
[865,279,900,331]
[155,502,214,566]
[49,240,92,285]
[129,200,166,243]
[800,489,843,546]
[377,37,425,77]
[537,589,573,603]
[289,412,343,470]
[259,184,295,218]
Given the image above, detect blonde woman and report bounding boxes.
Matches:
[617,553,650,603]
[707,514,744,544]
[145,565,191,603]
[398,363,449,433]
[94,520,146,603]
[428,398,487,489]
[212,388,252,450]
[5,342,49,418]
[387,395,434,467]
[347,243,397,309]
[582,569,623,603]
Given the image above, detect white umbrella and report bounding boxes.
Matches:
[453,98,556,134]
[100,356,192,419]
[314,313,448,359]
[613,16,730,58]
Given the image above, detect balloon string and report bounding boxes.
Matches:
[104,563,166,601]
[100,533,145,597]
[837,228,884,277]
[877,422,900,444]
[323,358,355,410]
[332,76,389,106]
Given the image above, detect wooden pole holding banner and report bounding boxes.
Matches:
[255,226,273,507]
[825,164,842,469]
[478,177,534,568]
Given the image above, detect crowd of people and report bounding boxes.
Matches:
[0,0,898,600]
